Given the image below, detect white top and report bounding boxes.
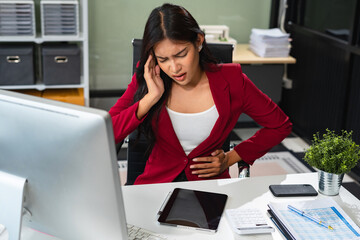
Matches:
[166,105,219,155]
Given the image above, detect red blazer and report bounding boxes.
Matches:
[109,63,292,184]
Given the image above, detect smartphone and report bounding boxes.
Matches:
[269,184,318,197]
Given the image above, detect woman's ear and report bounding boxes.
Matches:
[197,33,205,51]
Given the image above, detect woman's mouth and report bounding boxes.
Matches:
[173,73,186,81]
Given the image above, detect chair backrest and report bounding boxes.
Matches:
[126,39,234,185]
[126,129,148,185]
[132,39,142,75]
[131,38,233,74]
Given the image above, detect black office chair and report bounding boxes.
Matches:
[126,39,247,185]
[131,39,234,75]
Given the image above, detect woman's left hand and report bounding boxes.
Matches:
[190,149,229,178]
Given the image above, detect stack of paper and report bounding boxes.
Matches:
[268,198,360,240]
[249,28,290,57]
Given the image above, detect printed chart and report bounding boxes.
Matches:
[280,207,360,240]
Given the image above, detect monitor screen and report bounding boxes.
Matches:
[0,90,128,239]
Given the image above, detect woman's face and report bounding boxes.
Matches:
[153,37,203,87]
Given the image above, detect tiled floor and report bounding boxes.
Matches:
[118,123,360,199]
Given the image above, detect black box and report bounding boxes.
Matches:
[42,44,81,85]
[0,45,35,85]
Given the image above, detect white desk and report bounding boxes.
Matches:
[16,173,360,239]
[233,44,296,64]
[122,172,360,240]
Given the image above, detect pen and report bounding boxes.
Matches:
[287,205,334,230]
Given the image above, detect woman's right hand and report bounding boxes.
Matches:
[143,54,165,104]
[136,54,165,120]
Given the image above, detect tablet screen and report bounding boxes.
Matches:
[157,188,228,232]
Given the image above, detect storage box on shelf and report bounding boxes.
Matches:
[0,44,35,85]
[42,43,81,85]
[0,0,89,106]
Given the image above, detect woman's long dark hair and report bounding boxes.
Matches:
[134,3,219,155]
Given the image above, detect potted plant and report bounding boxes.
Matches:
[304,129,360,195]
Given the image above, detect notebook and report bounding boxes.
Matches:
[268,198,360,240]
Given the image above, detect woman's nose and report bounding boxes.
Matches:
[169,60,181,73]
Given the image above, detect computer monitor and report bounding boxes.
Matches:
[0,90,128,240]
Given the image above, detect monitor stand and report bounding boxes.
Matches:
[0,171,27,240]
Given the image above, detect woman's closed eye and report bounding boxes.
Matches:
[158,58,167,63]
[176,51,188,58]
[156,47,188,63]
[158,53,187,63]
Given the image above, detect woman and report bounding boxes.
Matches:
[109,3,292,185]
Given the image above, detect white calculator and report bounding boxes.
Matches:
[225,208,274,235]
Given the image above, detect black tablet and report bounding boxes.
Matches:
[157,188,228,232]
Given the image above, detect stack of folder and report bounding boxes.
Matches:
[249,28,290,58]
[268,198,360,240]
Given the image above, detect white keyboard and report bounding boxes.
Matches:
[127,224,167,240]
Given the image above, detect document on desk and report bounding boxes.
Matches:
[268,198,360,240]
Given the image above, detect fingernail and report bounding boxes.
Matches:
[193,158,198,161]
[190,165,194,169]
[211,152,216,156]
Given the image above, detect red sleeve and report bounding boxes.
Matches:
[109,74,146,143]
[234,71,293,165]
